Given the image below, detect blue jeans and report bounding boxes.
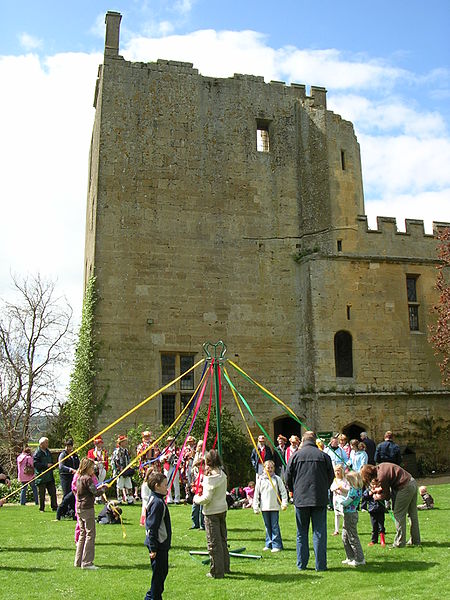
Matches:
[191,502,204,528]
[20,480,38,505]
[262,511,283,549]
[295,506,327,571]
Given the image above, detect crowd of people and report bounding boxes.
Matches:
[0,427,437,600]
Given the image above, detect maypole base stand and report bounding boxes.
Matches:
[189,547,261,564]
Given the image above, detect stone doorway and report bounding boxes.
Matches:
[342,422,366,442]
[273,416,302,441]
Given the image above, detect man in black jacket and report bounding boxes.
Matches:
[286,431,334,571]
[250,435,274,477]
[360,432,376,465]
[374,431,401,465]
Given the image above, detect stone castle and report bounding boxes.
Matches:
[84,12,449,466]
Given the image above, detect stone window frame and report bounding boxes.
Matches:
[334,330,353,378]
[161,353,196,425]
[256,119,271,153]
[406,274,420,332]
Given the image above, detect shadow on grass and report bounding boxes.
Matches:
[360,560,439,572]
[228,527,261,533]
[0,566,54,572]
[99,563,149,570]
[96,542,143,548]
[416,541,450,548]
[227,571,323,582]
[1,546,70,553]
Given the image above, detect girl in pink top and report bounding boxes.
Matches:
[16,447,38,505]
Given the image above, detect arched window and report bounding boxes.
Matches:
[334,331,353,377]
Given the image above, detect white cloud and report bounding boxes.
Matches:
[174,0,195,15]
[0,52,100,320]
[360,134,450,195]
[124,29,278,79]
[365,190,450,233]
[329,94,446,138]
[19,32,43,51]
[1,27,449,332]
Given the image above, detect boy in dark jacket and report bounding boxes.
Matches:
[145,473,172,600]
[362,484,386,546]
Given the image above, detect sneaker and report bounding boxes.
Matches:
[271,548,281,553]
[341,558,351,564]
[332,531,339,536]
[81,565,100,570]
[368,542,376,546]
[263,546,271,551]
[348,559,366,567]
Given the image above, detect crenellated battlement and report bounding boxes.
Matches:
[357,215,449,238]
[104,11,327,108]
[354,215,449,260]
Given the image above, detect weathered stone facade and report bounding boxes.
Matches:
[84,12,449,466]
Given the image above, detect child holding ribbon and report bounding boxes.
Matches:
[253,460,288,552]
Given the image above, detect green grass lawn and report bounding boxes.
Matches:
[1,484,449,600]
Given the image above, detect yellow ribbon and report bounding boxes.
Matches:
[224,367,283,506]
[0,358,205,503]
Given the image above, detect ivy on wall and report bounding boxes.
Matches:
[66,275,101,448]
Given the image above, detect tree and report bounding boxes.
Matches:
[0,274,72,468]
[66,275,103,448]
[429,228,450,385]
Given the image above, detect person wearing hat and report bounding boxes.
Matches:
[87,437,109,486]
[33,437,58,512]
[111,435,134,504]
[285,436,300,463]
[137,430,153,475]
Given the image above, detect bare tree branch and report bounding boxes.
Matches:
[0,273,73,470]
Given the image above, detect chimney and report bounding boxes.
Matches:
[104,11,122,57]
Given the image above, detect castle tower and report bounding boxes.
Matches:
[84,13,449,462]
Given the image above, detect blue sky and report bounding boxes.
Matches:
[1,0,449,327]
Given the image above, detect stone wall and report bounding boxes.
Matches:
[83,12,449,467]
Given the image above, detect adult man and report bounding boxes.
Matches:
[34,437,58,512]
[324,436,348,469]
[360,432,376,465]
[273,434,287,477]
[58,438,80,498]
[286,431,334,572]
[375,431,401,465]
[250,435,274,477]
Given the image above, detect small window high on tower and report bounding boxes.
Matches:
[256,120,270,152]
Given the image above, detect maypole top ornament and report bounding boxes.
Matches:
[203,340,227,363]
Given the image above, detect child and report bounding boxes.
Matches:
[417,485,434,510]
[330,464,349,535]
[193,449,230,579]
[97,500,122,525]
[141,469,152,526]
[190,448,205,529]
[111,435,134,504]
[362,480,386,546]
[242,481,255,508]
[74,458,106,569]
[253,460,288,552]
[341,470,365,567]
[144,472,172,600]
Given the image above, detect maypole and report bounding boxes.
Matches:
[203,341,227,458]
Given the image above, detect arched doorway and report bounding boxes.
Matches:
[274,416,302,441]
[342,422,366,442]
